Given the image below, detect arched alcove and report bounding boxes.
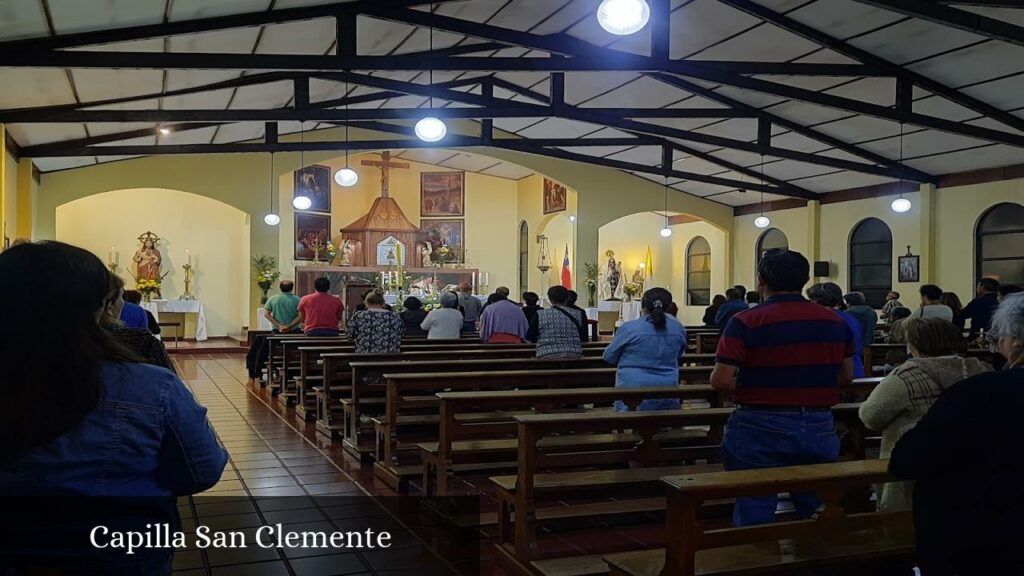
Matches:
[975,202,1024,286]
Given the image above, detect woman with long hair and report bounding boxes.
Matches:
[603,287,687,411]
[940,291,966,332]
[101,273,176,372]
[0,241,227,573]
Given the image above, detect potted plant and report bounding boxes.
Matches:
[251,255,281,304]
[623,281,642,301]
[584,262,599,307]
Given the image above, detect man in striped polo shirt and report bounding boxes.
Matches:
[710,249,855,527]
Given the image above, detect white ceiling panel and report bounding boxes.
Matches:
[87,98,162,111]
[911,94,983,123]
[558,145,632,158]
[493,117,547,133]
[487,0,571,31]
[69,38,163,53]
[907,144,1024,175]
[848,18,985,65]
[762,159,837,181]
[158,126,218,146]
[605,146,662,166]
[6,124,88,146]
[673,154,733,176]
[564,72,641,105]
[799,171,896,193]
[810,115,905,144]
[95,135,156,148]
[582,76,692,108]
[695,118,758,141]
[258,19,336,55]
[707,190,764,205]
[674,181,739,198]
[85,123,156,137]
[71,69,164,103]
[529,0,598,36]
[786,0,905,40]
[696,20,823,62]
[212,122,266,144]
[440,152,502,172]
[908,41,1024,88]
[163,88,235,110]
[518,118,602,139]
[958,73,1024,112]
[48,0,164,35]
[356,16,419,56]
[34,157,98,172]
[0,0,49,41]
[859,129,993,160]
[480,162,535,180]
[710,85,789,109]
[0,69,76,108]
[229,81,294,109]
[670,0,759,58]
[168,28,261,53]
[170,0,269,20]
[769,131,832,154]
[164,70,242,92]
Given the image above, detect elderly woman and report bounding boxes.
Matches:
[346,289,404,353]
[843,291,877,348]
[527,285,586,359]
[421,292,464,340]
[889,294,1024,575]
[859,318,990,511]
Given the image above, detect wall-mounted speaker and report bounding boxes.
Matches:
[813,261,830,277]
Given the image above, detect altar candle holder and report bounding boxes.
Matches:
[180,263,197,300]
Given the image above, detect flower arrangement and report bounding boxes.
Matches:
[251,255,281,304]
[623,281,642,301]
[584,262,599,306]
[136,278,162,302]
[432,244,456,266]
[326,241,338,261]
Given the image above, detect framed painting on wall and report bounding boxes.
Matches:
[422,219,465,263]
[294,164,331,213]
[294,213,332,261]
[543,178,567,214]
[898,253,920,283]
[420,171,465,217]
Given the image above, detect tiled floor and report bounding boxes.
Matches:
[173,354,490,576]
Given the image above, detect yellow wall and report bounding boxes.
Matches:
[274,152,520,291]
[16,158,34,239]
[56,188,250,337]
[514,173,579,297]
[732,207,811,290]
[2,137,15,245]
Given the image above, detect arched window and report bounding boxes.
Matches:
[976,203,1024,286]
[849,218,892,308]
[518,221,529,296]
[686,236,712,306]
[756,228,788,268]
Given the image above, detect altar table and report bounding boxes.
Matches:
[142,300,208,341]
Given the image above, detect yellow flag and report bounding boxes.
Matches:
[644,246,653,278]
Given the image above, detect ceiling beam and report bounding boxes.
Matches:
[854,0,1024,47]
[0,0,462,52]
[0,50,882,76]
[719,0,1024,134]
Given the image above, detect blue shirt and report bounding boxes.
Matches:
[837,310,866,378]
[0,363,227,496]
[715,299,749,329]
[603,316,687,411]
[120,301,149,330]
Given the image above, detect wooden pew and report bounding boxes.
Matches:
[491,403,873,575]
[604,460,914,576]
[864,343,998,375]
[421,385,727,498]
[374,366,715,490]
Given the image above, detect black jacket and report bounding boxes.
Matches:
[889,367,1024,575]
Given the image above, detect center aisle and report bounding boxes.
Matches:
[173,354,494,576]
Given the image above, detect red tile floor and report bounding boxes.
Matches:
[172,353,497,576]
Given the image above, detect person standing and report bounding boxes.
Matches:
[908,284,954,322]
[122,290,160,335]
[961,277,1000,336]
[859,318,990,512]
[714,288,748,329]
[711,249,855,527]
[889,294,1024,575]
[881,291,904,321]
[421,292,464,340]
[479,290,528,343]
[843,291,877,348]
[528,286,586,359]
[296,277,344,336]
[703,294,726,326]
[808,282,864,378]
[264,280,302,334]
[346,290,404,353]
[603,287,687,412]
[940,292,966,332]
[457,282,482,331]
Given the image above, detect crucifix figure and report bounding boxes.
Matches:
[360,151,410,197]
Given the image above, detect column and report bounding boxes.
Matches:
[0,124,6,245]
[918,183,936,284]
[574,217,598,298]
[17,158,33,239]
[806,200,822,280]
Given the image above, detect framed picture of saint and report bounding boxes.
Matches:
[421,219,465,264]
[898,253,920,283]
[543,178,567,214]
[294,165,331,213]
[420,172,465,217]
[294,213,332,261]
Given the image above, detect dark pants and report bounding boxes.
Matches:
[720,407,840,526]
[306,328,340,337]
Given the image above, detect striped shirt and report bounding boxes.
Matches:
[715,294,854,407]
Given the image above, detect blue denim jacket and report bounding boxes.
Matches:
[604,316,687,411]
[0,362,228,496]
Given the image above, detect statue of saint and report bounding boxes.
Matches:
[420,243,433,267]
[133,231,163,297]
[632,268,645,293]
[338,239,354,266]
[604,250,621,300]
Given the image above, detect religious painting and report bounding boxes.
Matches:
[420,171,465,217]
[421,219,465,264]
[898,253,920,283]
[294,164,331,213]
[294,213,332,261]
[543,178,567,214]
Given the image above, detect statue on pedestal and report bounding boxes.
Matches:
[338,239,354,266]
[420,243,433,267]
[602,250,621,300]
[133,231,164,299]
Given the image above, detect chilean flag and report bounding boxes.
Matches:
[561,245,572,289]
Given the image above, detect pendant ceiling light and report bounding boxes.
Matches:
[415,4,447,143]
[891,122,912,213]
[754,155,771,228]
[292,121,313,210]
[597,0,650,36]
[659,176,673,237]
[264,152,280,226]
[335,76,359,187]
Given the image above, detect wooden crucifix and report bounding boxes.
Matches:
[360,151,410,197]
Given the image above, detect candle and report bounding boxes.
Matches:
[471,272,476,290]
[484,272,489,286]
[185,249,192,266]
[109,246,118,264]
[396,243,403,265]
[380,271,386,286]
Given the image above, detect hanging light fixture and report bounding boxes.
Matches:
[264,152,281,226]
[754,155,771,228]
[335,76,359,187]
[292,121,313,210]
[659,176,673,237]
[891,122,912,213]
[597,0,650,36]
[415,4,447,143]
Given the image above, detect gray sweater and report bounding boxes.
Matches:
[421,308,464,340]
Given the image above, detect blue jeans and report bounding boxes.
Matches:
[720,407,840,526]
[305,328,340,337]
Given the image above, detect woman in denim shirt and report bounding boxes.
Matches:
[603,288,687,411]
[0,241,228,574]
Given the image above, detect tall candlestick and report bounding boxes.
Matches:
[484,272,489,286]
[185,249,192,266]
[109,246,118,265]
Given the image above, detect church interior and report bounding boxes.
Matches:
[1,0,1024,575]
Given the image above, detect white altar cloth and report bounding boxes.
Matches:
[142,300,208,341]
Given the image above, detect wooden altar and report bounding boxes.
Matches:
[295,266,479,316]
